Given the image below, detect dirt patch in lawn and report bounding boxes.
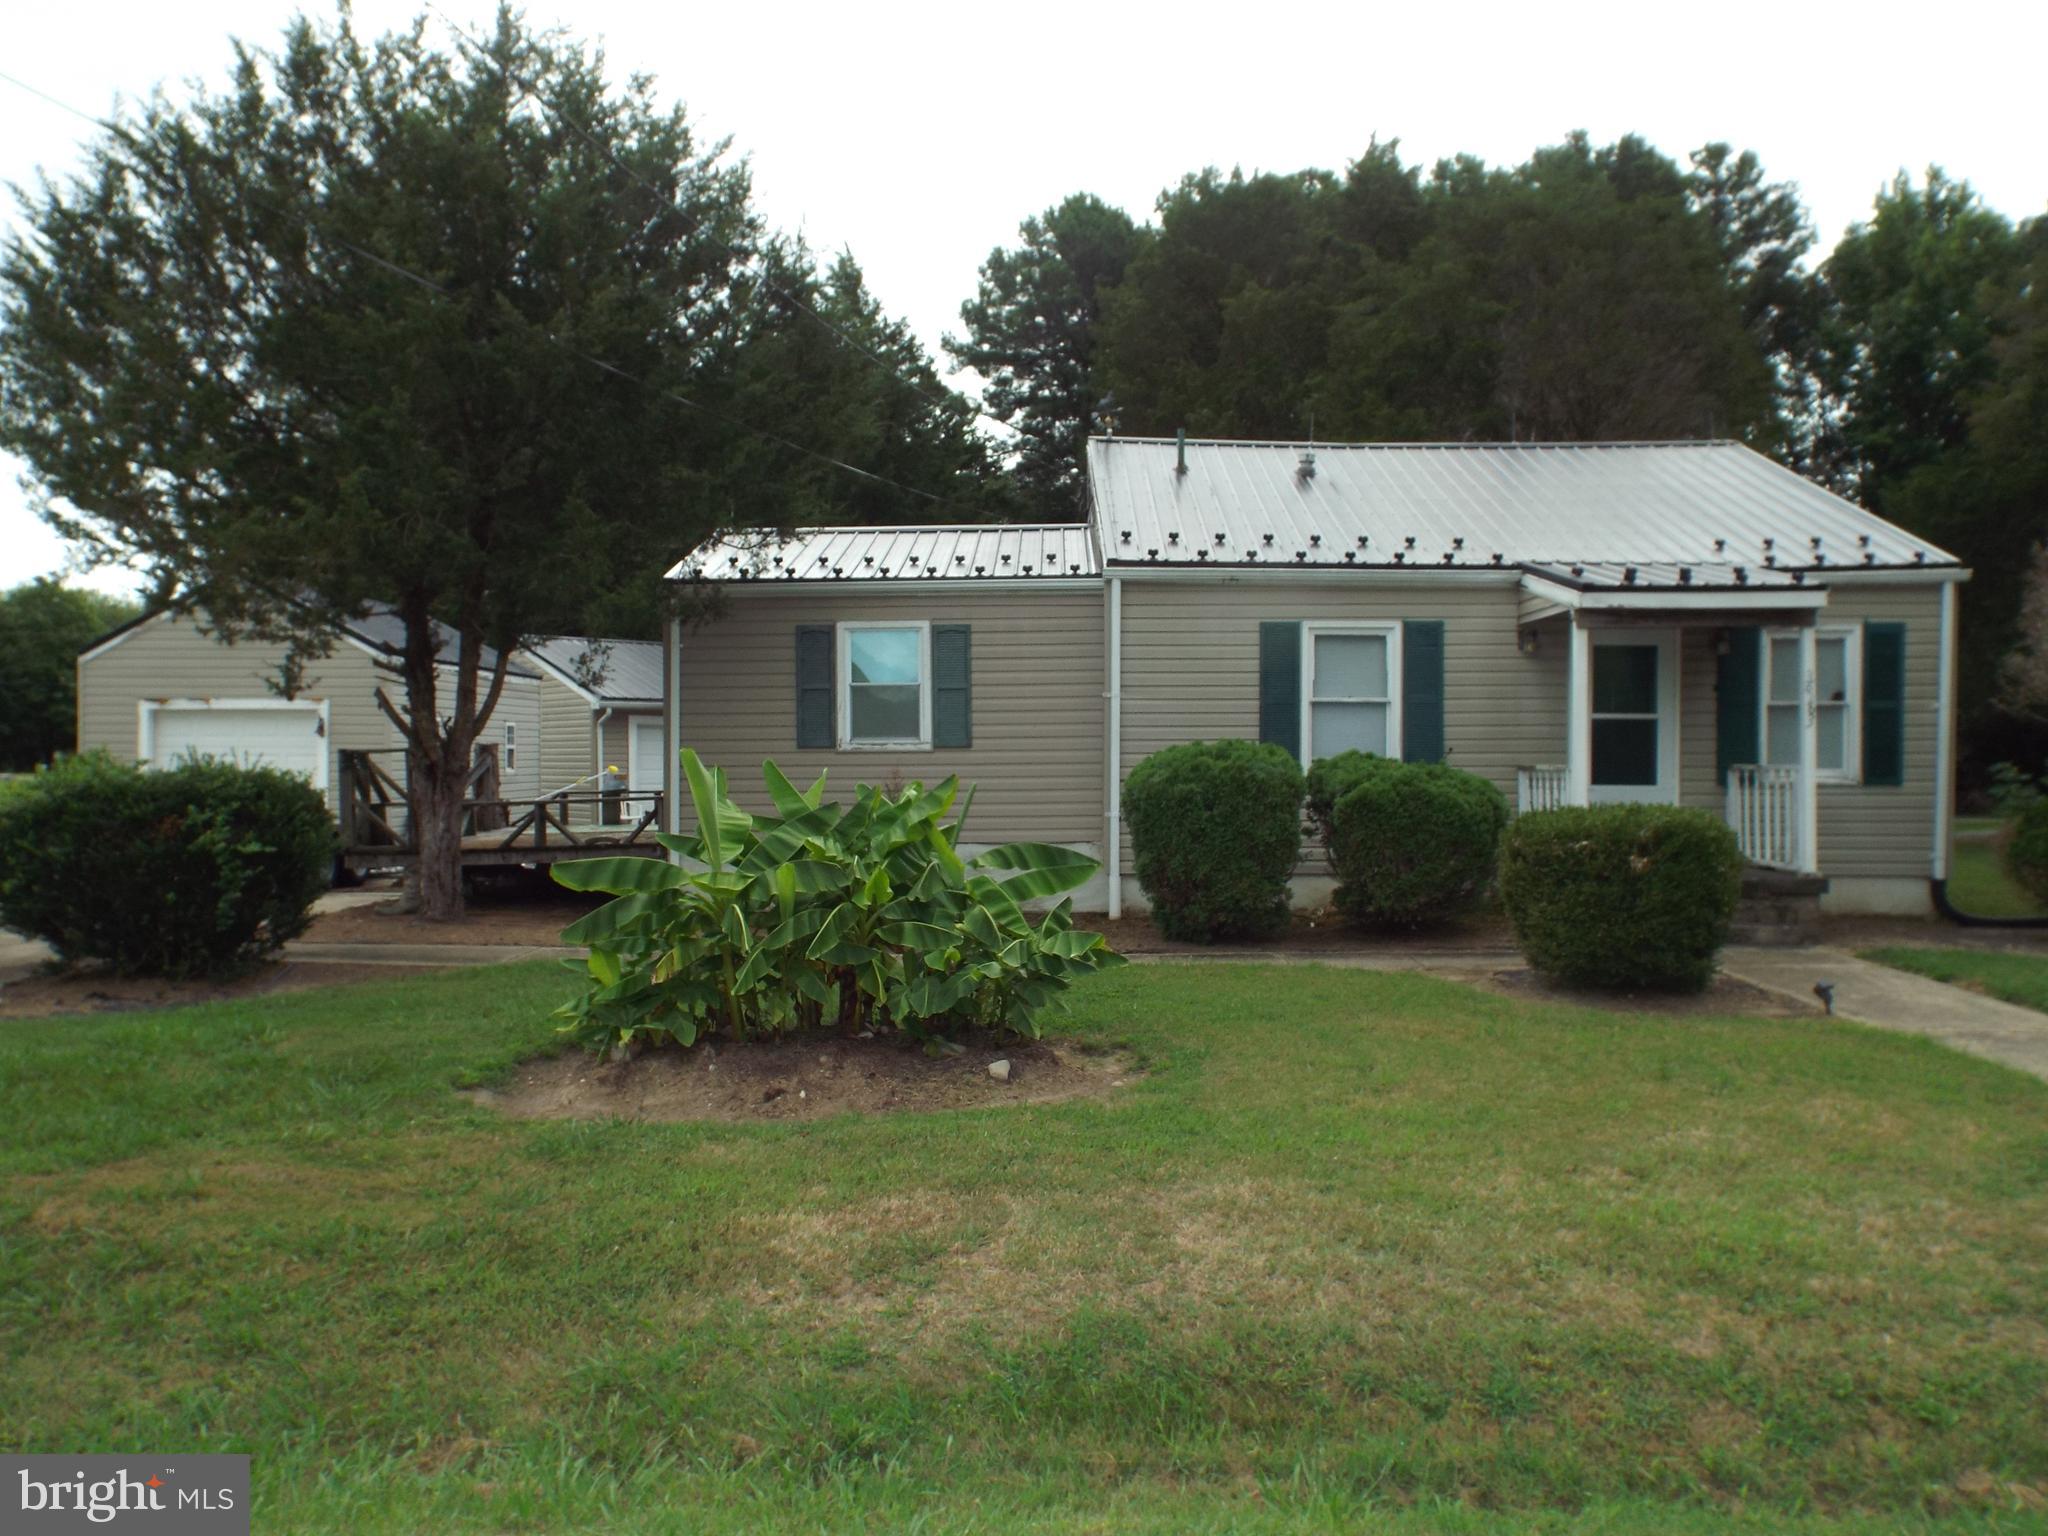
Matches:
[469,1033,1141,1123]
[1477,967,1816,1018]
[307,875,600,947]
[0,960,450,1020]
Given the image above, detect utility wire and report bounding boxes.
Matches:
[0,66,1007,518]
[422,2,1018,440]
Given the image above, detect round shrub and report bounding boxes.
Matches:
[2003,797,2048,907]
[0,752,336,978]
[1310,754,1507,926]
[1122,739,1305,942]
[1499,804,1742,992]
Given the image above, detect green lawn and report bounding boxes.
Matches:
[4,963,2047,1533]
[1947,818,2048,919]
[1865,945,2048,1014]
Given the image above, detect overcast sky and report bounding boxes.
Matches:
[4,0,2043,597]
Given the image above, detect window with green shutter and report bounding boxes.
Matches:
[932,624,971,748]
[1863,621,1907,786]
[795,625,834,748]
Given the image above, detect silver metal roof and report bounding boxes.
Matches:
[1523,560,1818,593]
[1087,438,1959,573]
[669,524,1099,585]
[525,635,664,703]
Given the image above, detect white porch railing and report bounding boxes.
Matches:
[1726,764,1803,870]
[1516,764,1568,814]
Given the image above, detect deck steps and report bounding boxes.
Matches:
[1730,867,1828,947]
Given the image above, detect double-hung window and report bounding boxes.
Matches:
[1303,623,1401,760]
[838,622,931,748]
[1763,626,1859,780]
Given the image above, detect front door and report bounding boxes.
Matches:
[1589,632,1678,805]
[627,717,666,798]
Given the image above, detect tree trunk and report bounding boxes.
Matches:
[411,746,470,921]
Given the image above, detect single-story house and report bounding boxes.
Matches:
[517,636,666,799]
[76,606,544,815]
[658,437,1964,917]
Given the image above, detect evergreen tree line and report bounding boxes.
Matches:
[945,138,2046,775]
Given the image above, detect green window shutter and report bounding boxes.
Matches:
[1863,621,1907,786]
[1716,627,1761,784]
[1401,620,1447,763]
[1258,621,1302,761]
[795,625,834,749]
[932,624,972,748]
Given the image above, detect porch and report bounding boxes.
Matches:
[1512,563,1835,875]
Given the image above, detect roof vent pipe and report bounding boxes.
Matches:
[1296,448,1316,481]
[1175,429,1187,477]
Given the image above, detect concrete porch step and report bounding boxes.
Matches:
[1730,867,1828,947]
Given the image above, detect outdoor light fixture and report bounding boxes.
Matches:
[1518,630,1541,655]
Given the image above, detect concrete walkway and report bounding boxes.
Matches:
[1721,946,2048,1082]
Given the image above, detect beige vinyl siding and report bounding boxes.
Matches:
[1117,577,1551,860]
[78,611,545,812]
[1813,585,1942,880]
[76,613,400,814]
[678,589,1105,844]
[1679,627,1720,813]
[531,665,598,792]
[485,679,542,802]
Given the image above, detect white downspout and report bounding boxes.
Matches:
[663,611,682,858]
[1933,580,1958,881]
[593,707,613,781]
[1106,575,1123,919]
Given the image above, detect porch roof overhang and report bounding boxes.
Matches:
[1519,562,1828,623]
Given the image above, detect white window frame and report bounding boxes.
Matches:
[1762,624,1861,784]
[837,620,933,751]
[502,722,516,773]
[136,697,333,790]
[1300,621,1402,763]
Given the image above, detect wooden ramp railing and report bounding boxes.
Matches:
[337,749,665,865]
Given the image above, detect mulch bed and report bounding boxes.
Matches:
[1479,966,1817,1018]
[468,1033,1141,1124]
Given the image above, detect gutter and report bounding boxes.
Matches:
[1106,575,1123,920]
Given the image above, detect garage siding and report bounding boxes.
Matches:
[677,589,1106,845]
[530,666,597,794]
[78,612,543,813]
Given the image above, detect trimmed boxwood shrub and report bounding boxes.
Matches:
[1500,804,1743,992]
[1306,752,1507,926]
[2004,797,2048,907]
[0,752,336,978]
[1122,739,1305,942]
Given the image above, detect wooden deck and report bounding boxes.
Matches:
[338,749,667,870]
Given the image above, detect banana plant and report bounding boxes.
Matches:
[549,750,1124,1054]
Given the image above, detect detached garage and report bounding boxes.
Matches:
[77,608,542,816]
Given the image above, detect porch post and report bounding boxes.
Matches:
[1565,615,1593,807]
[1796,620,1820,874]
[663,609,683,856]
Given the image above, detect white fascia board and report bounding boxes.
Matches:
[1814,566,1971,587]
[700,578,1104,597]
[1109,566,1521,587]
[518,648,602,707]
[1520,573,1826,612]
[77,611,171,666]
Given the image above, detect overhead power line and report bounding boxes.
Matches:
[0,66,1012,521]
[423,2,1019,442]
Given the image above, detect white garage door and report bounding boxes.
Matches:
[144,701,329,789]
